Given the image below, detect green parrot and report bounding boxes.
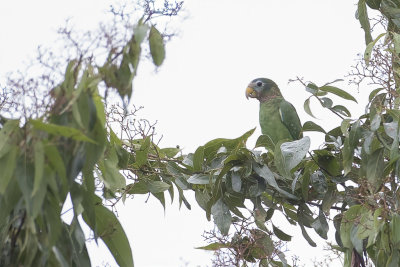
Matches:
[245,78,302,144]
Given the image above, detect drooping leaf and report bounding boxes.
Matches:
[255,134,275,150]
[30,119,96,144]
[0,120,19,157]
[366,148,384,192]
[369,88,384,102]
[370,113,381,131]
[146,180,171,193]
[99,147,126,191]
[82,195,134,267]
[340,205,362,249]
[302,121,326,133]
[149,25,165,66]
[254,165,298,200]
[343,121,362,175]
[187,173,211,185]
[331,105,351,117]
[299,221,316,247]
[126,181,149,194]
[384,121,399,140]
[134,23,149,43]
[319,85,357,103]
[311,209,329,239]
[364,33,386,65]
[366,0,381,9]
[32,140,45,196]
[211,198,232,235]
[304,98,316,118]
[274,137,310,178]
[230,172,242,192]
[0,145,18,195]
[357,0,373,45]
[272,224,292,241]
[193,146,204,172]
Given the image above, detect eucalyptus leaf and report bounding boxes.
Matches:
[149,25,165,66]
[211,198,232,235]
[83,195,134,267]
[319,85,357,103]
[304,98,316,118]
[275,137,310,178]
[302,121,326,133]
[187,174,211,185]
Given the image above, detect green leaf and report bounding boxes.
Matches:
[311,171,327,194]
[203,128,255,160]
[134,23,149,43]
[366,0,381,9]
[311,209,329,239]
[255,134,275,150]
[367,148,384,192]
[149,25,165,66]
[302,121,326,133]
[340,205,362,249]
[341,119,352,136]
[196,242,229,251]
[306,83,319,94]
[32,140,45,196]
[304,98,316,118]
[331,105,351,117]
[160,147,180,158]
[254,165,298,200]
[370,113,381,131]
[357,0,373,45]
[314,150,341,177]
[193,146,204,172]
[99,147,126,191]
[364,33,386,65]
[30,119,96,144]
[350,225,364,255]
[274,137,310,178]
[320,97,333,108]
[299,221,316,247]
[321,187,336,213]
[387,249,400,267]
[187,174,211,185]
[44,145,67,192]
[134,137,151,168]
[211,198,232,235]
[0,120,19,157]
[272,224,292,241]
[82,195,134,267]
[146,180,170,193]
[390,214,400,247]
[126,181,149,194]
[231,172,242,192]
[319,85,357,103]
[384,121,399,140]
[343,121,362,175]
[0,145,18,194]
[369,88,384,102]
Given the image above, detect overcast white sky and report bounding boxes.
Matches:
[1,0,369,266]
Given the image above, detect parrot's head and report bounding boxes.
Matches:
[245,78,282,102]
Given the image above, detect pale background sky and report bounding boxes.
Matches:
[0,1,369,266]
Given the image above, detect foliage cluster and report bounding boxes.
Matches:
[2,1,400,267]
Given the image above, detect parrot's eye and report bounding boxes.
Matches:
[256,81,263,87]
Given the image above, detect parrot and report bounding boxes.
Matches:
[245,78,302,145]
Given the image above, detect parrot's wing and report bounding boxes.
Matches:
[279,100,302,140]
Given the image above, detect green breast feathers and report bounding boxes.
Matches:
[245,78,302,144]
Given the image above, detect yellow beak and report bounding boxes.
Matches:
[245,86,256,99]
